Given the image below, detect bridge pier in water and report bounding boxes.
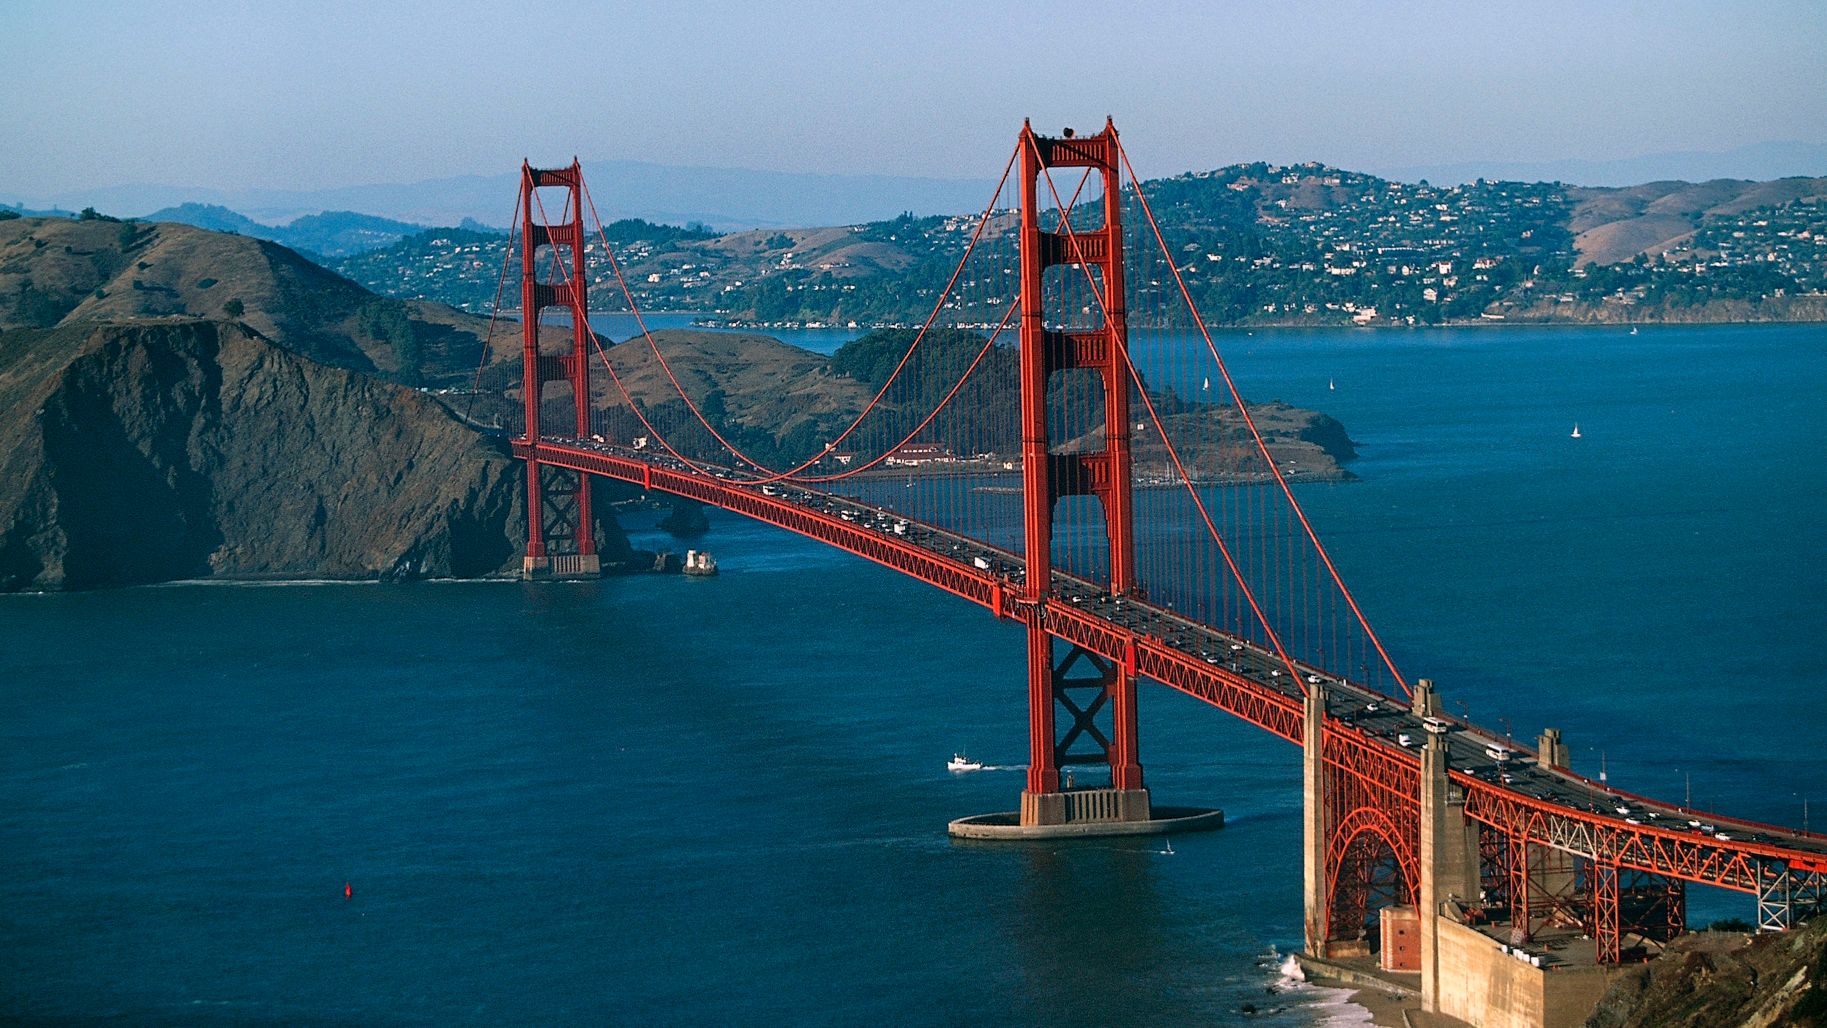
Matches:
[950,121,1219,841]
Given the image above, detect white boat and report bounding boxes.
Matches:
[1630,327,1639,335]
[947,754,983,772]
[1329,378,1335,390]
[1571,424,1582,439]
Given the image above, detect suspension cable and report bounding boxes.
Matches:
[522,166,1025,495]
[573,146,1022,483]
[1027,132,1308,690]
[1116,139,1409,695]
[464,188,523,428]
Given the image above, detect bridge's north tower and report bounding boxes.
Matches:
[518,161,600,579]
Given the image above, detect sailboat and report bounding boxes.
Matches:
[1629,326,1639,336]
[1571,424,1582,439]
[1201,376,1210,392]
[1329,378,1336,391]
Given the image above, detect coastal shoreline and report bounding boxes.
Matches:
[698,310,1827,333]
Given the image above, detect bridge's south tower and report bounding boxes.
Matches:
[1013,121,1148,827]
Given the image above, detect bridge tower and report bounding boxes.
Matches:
[518,161,600,579]
[1014,120,1148,828]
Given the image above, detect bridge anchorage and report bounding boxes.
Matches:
[502,119,1826,1026]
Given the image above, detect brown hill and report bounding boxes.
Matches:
[1567,177,1827,265]
[594,329,875,436]
[0,318,632,591]
[0,215,517,383]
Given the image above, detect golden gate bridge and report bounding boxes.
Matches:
[480,120,1823,1016]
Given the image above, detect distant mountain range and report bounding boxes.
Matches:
[9,159,1001,235]
[11,141,1822,247]
[134,203,464,258]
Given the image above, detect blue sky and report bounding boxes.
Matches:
[3,0,1825,195]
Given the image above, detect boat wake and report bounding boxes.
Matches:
[945,758,1026,773]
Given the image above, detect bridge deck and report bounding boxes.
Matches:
[520,436,1827,893]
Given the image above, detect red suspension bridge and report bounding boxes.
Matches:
[487,121,1823,1005]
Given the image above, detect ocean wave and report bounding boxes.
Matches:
[1259,948,1376,1026]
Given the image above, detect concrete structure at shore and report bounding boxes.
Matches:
[1299,677,1627,1028]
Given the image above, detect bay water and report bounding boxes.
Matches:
[3,323,1823,1024]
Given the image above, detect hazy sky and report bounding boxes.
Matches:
[4,0,1825,196]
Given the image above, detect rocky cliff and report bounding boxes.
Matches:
[1586,920,1827,1028]
[0,319,627,590]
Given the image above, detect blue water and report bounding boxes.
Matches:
[4,323,1825,1024]
[588,311,862,355]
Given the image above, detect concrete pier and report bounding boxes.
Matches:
[948,799,1223,840]
[1303,677,1329,955]
[1019,785,1153,826]
[1420,713,1453,1010]
[521,553,601,579]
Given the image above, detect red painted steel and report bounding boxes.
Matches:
[518,437,1827,898]
[1017,121,1143,797]
[505,137,1825,962]
[519,161,595,565]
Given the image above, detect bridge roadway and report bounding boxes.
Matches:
[520,436,1827,897]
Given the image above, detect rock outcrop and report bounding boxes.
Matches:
[1585,920,1827,1028]
[0,319,627,590]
